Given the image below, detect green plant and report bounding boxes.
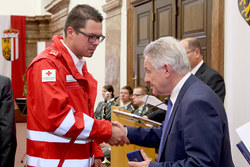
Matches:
[22,73,27,97]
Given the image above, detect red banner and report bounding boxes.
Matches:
[11,16,26,98]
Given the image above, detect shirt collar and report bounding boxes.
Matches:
[138,104,147,111]
[191,60,203,75]
[170,72,191,107]
[60,39,85,75]
[121,102,131,107]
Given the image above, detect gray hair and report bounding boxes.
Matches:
[143,36,190,75]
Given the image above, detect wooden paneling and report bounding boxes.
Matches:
[155,0,176,38]
[182,0,205,34]
[127,0,135,87]
[138,13,150,45]
[179,0,210,63]
[137,54,146,85]
[211,0,224,76]
[157,8,171,37]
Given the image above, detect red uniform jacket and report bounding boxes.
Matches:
[26,36,112,167]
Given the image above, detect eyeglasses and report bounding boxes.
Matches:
[75,29,105,43]
[187,49,195,54]
[132,94,143,97]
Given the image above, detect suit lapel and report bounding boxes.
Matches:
[158,75,197,161]
[195,62,206,79]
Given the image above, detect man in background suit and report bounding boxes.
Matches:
[119,85,134,111]
[0,75,16,167]
[131,86,150,116]
[181,38,226,102]
[115,37,234,167]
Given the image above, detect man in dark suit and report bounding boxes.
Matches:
[181,38,226,103]
[115,37,234,166]
[0,75,17,167]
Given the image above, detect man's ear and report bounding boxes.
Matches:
[66,27,75,39]
[195,48,201,57]
[129,95,133,100]
[163,64,172,78]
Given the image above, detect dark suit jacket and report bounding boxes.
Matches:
[195,62,226,103]
[127,75,234,167]
[124,102,134,111]
[0,75,17,167]
[146,108,166,123]
[94,101,104,119]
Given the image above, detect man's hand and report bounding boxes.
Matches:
[112,121,127,134]
[128,149,151,167]
[108,121,130,146]
[94,158,103,167]
[100,142,110,148]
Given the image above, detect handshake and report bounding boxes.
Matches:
[108,121,130,146]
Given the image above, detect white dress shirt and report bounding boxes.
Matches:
[169,72,191,115]
[60,39,85,75]
[191,60,204,75]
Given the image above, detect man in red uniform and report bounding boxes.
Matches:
[26,4,129,167]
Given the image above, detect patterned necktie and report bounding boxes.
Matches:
[158,99,173,162]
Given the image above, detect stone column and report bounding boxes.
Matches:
[26,15,51,67]
[102,0,122,97]
[45,0,70,36]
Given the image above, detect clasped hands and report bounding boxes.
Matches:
[108,121,130,146]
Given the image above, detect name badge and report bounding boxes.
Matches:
[66,75,77,82]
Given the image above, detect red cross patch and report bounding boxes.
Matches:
[42,69,56,82]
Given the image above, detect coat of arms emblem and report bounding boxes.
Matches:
[238,0,250,26]
[2,28,19,61]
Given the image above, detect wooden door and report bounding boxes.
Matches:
[177,0,212,64]
[130,0,213,87]
[132,0,176,87]
[133,1,153,87]
[154,0,177,38]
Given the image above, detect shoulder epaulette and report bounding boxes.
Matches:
[49,50,60,57]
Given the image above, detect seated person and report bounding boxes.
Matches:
[94,85,117,164]
[144,97,169,123]
[119,85,134,111]
[94,84,118,121]
[131,86,151,116]
[144,108,166,123]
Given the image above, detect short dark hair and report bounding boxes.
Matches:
[103,84,114,98]
[64,4,103,37]
[121,85,133,95]
[187,38,203,55]
[134,86,149,95]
